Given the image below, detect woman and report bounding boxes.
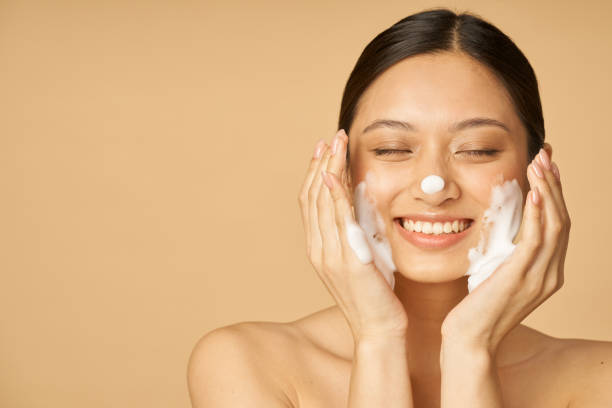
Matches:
[188,8,612,407]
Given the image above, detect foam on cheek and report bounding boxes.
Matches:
[344,215,373,264]
[465,178,523,292]
[344,172,397,289]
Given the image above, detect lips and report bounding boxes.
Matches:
[393,217,475,250]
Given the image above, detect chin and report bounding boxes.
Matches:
[391,246,473,283]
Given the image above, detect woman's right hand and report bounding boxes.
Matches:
[298,129,409,343]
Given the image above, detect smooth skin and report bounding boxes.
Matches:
[187,52,612,407]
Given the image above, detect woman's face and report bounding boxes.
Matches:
[347,51,531,282]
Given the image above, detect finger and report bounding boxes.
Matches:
[538,156,570,280]
[534,152,569,294]
[299,140,328,242]
[326,129,348,179]
[322,169,370,265]
[308,147,334,261]
[544,160,569,292]
[535,150,570,227]
[519,160,564,300]
[528,159,564,264]
[313,172,341,297]
[503,167,543,283]
[299,139,327,206]
[329,129,356,213]
[317,169,342,261]
[534,148,571,261]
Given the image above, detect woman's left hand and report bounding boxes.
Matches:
[441,147,571,355]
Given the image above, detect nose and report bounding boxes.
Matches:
[411,160,460,207]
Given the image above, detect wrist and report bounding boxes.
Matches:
[440,338,494,368]
[440,332,498,356]
[355,335,408,367]
[355,332,407,349]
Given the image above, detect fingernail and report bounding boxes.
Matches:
[313,139,325,159]
[531,161,544,178]
[538,149,551,170]
[551,162,560,181]
[339,129,348,140]
[331,136,339,155]
[531,187,540,205]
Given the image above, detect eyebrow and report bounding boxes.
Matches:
[362,117,510,134]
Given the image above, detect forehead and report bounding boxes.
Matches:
[351,52,522,136]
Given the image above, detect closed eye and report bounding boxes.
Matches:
[374,149,499,157]
[460,149,499,157]
[373,149,412,156]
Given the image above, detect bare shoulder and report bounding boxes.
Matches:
[554,336,612,407]
[187,321,302,407]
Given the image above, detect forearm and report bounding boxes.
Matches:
[440,340,504,407]
[348,335,414,408]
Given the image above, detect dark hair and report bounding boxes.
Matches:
[338,7,544,170]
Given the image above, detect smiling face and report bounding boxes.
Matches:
[346,51,530,282]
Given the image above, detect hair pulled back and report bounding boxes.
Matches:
[339,7,545,168]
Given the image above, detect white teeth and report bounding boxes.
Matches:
[401,218,472,235]
[408,219,414,231]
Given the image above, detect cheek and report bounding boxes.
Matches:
[352,168,395,201]
[459,166,525,207]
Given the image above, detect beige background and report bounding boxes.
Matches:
[1,0,611,406]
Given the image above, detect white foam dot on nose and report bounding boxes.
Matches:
[421,175,445,194]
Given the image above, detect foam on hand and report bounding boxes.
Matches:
[421,175,445,194]
[464,178,523,292]
[343,172,397,289]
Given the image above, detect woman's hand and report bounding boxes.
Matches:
[441,147,570,355]
[298,129,408,343]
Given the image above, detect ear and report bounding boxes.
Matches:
[543,142,553,160]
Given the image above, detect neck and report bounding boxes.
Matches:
[393,274,469,375]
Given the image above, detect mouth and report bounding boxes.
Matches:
[393,217,475,250]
